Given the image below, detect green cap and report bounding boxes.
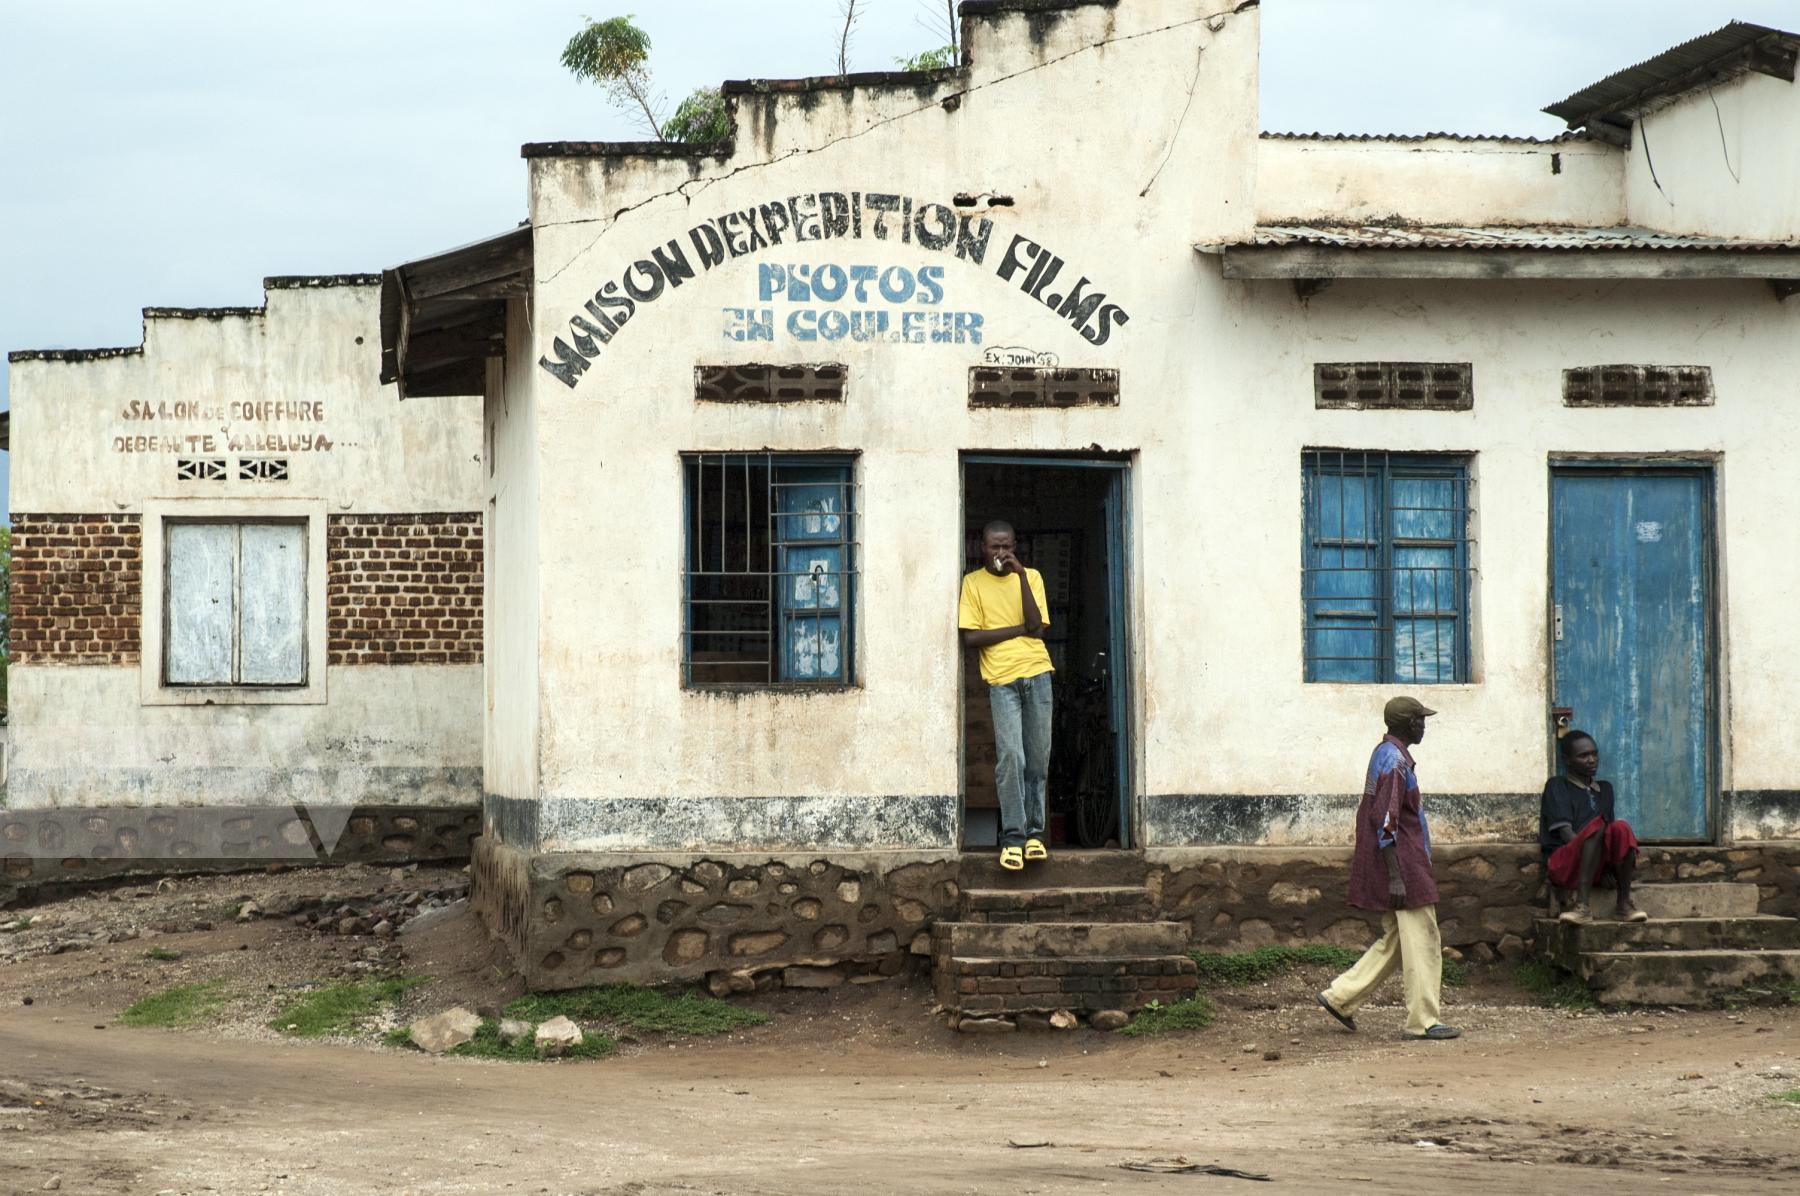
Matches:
[1384,696,1438,723]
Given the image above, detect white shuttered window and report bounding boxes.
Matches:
[165,522,306,686]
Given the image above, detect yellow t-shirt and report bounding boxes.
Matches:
[958,566,1054,686]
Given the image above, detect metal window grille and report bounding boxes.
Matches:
[176,458,227,481]
[237,457,290,481]
[1315,363,1473,411]
[1563,365,1712,407]
[968,367,1120,408]
[681,453,858,688]
[695,364,846,403]
[1302,450,1474,684]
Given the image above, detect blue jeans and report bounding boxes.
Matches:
[988,671,1053,848]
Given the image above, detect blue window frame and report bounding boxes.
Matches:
[681,453,857,687]
[1303,450,1472,684]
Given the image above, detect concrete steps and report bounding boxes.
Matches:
[959,885,1153,924]
[1536,883,1800,1006]
[1585,949,1800,1006]
[934,919,1189,960]
[933,858,1195,1022]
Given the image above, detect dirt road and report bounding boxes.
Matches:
[5,995,1798,1195]
[2,869,1797,1194]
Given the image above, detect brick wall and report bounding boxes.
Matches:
[327,513,482,665]
[933,954,1200,1014]
[9,514,143,664]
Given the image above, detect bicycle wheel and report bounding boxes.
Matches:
[1073,736,1117,848]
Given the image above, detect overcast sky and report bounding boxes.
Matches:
[2,0,1794,515]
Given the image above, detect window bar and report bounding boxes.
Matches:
[766,453,776,685]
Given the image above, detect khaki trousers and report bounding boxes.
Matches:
[1322,904,1442,1037]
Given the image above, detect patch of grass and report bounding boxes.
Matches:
[1772,1088,1800,1105]
[1118,996,1215,1037]
[1187,945,1363,987]
[448,1018,616,1061]
[1714,981,1800,1011]
[143,947,183,962]
[381,1027,414,1049]
[1513,960,1600,1010]
[120,980,229,1027]
[504,984,767,1037]
[1189,944,1467,989]
[269,975,429,1037]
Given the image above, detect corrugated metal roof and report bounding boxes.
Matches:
[1545,21,1799,129]
[1239,224,1795,252]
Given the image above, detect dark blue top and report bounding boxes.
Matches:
[1538,776,1615,856]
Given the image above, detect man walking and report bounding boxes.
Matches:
[1315,697,1460,1041]
[958,520,1053,872]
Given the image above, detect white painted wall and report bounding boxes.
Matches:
[492,0,1800,847]
[1625,70,1800,240]
[519,0,1260,824]
[9,283,481,513]
[483,299,542,801]
[7,280,485,811]
[1256,136,1625,228]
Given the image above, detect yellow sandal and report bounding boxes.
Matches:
[999,845,1025,872]
[1024,838,1048,862]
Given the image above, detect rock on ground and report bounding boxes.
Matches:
[956,1016,1015,1034]
[1089,1010,1130,1031]
[534,1015,584,1057]
[496,1018,533,1045]
[409,1007,482,1054]
[1049,1009,1078,1030]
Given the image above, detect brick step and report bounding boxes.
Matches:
[958,850,1147,892]
[959,885,1152,924]
[935,953,1200,1014]
[1536,915,1799,973]
[1583,948,1800,1006]
[932,920,1189,960]
[1583,883,1761,920]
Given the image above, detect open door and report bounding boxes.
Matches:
[961,455,1132,849]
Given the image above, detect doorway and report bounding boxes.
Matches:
[960,455,1132,850]
[1549,464,1715,842]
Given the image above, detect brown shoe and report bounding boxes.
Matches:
[1617,901,1649,923]
[1558,905,1593,925]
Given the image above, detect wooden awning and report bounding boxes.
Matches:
[380,226,531,399]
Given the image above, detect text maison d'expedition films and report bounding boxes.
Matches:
[538,190,1131,387]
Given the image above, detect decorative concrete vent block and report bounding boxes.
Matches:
[968,367,1120,408]
[1315,362,1473,411]
[1563,365,1713,407]
[176,458,227,481]
[695,364,846,403]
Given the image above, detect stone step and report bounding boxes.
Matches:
[1536,915,1800,973]
[958,850,1148,891]
[933,920,1189,960]
[935,953,1200,1014]
[1586,883,1760,920]
[1583,948,1800,1006]
[959,885,1152,924]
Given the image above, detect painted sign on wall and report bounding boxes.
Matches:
[539,188,1132,388]
[723,262,984,345]
[111,400,334,455]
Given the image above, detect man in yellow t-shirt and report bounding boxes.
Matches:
[958,520,1054,871]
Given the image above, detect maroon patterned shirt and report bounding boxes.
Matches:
[1347,734,1440,912]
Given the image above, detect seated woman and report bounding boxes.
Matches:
[1540,730,1646,924]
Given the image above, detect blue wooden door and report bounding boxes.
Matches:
[1550,470,1712,841]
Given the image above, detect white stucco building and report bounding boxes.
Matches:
[9,2,1799,987]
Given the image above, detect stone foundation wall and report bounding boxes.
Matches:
[473,838,1800,992]
[0,805,480,907]
[471,837,957,990]
[1153,843,1800,956]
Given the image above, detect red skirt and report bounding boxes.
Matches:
[1548,816,1638,890]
